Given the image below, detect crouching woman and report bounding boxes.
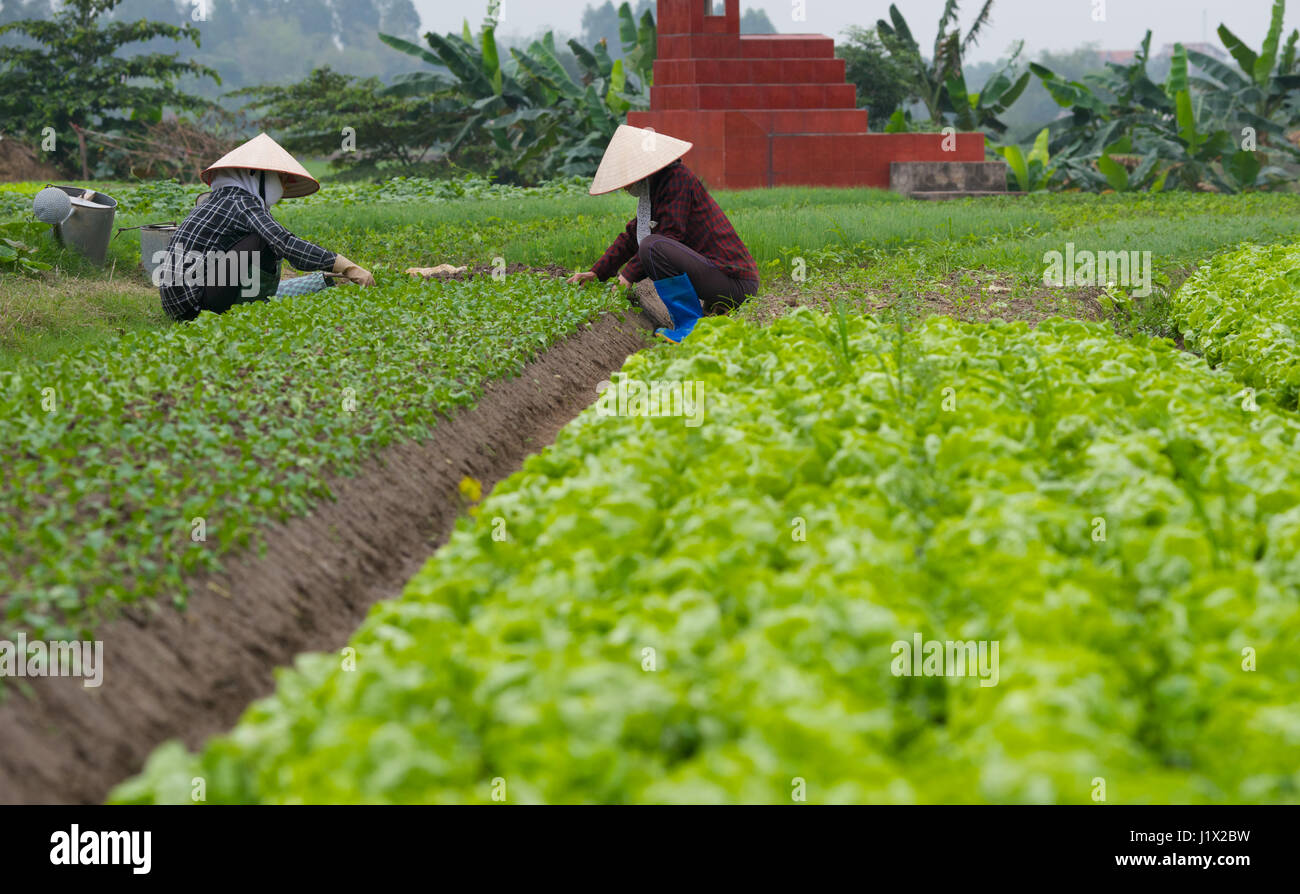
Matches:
[158,133,375,322]
[567,125,759,343]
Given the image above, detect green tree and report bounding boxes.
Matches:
[873,1,1027,137]
[836,27,912,129]
[581,0,652,56]
[876,0,997,124]
[1189,0,1300,144]
[0,0,218,178]
[1030,34,1295,193]
[382,1,657,181]
[740,9,776,34]
[233,66,448,178]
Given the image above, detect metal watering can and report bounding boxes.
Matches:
[34,185,119,266]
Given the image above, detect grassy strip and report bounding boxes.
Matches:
[6,185,1300,363]
[1171,242,1300,409]
[0,275,624,641]
[115,310,1300,804]
[5,184,1294,363]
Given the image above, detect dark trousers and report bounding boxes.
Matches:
[637,235,759,314]
[200,232,279,315]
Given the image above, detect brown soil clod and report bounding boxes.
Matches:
[0,311,652,805]
[410,262,572,282]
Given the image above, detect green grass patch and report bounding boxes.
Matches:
[5,183,1300,362]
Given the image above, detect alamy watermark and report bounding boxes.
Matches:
[1042,243,1153,298]
[151,243,263,298]
[50,825,150,874]
[595,374,705,427]
[0,634,103,688]
[891,633,999,687]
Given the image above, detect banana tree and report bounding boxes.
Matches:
[993,127,1055,192]
[379,1,656,178]
[1031,37,1290,193]
[876,0,997,126]
[1187,0,1300,155]
[1033,34,1191,186]
[379,2,541,158]
[943,41,1030,136]
[617,1,657,88]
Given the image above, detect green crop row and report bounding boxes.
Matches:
[0,275,625,642]
[1171,241,1300,408]
[115,310,1300,804]
[0,175,592,224]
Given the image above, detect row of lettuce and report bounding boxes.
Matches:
[1171,241,1300,409]
[115,310,1300,804]
[0,275,624,642]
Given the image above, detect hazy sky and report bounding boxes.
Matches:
[412,0,1296,63]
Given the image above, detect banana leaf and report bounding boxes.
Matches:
[526,39,582,98]
[426,31,494,97]
[378,32,445,70]
[482,27,502,95]
[617,2,639,55]
[1218,24,1260,81]
[1167,44,1188,98]
[510,48,566,101]
[1256,0,1285,85]
[568,40,604,81]
[636,11,657,79]
[1225,149,1262,188]
[593,39,615,76]
[1096,154,1130,191]
[986,71,1031,112]
[994,142,1028,191]
[1186,48,1251,90]
[606,59,630,114]
[381,71,451,97]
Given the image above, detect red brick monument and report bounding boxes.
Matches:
[627,0,986,189]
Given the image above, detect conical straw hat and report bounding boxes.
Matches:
[589,125,693,196]
[201,133,320,199]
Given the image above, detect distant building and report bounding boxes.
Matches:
[1098,42,1229,66]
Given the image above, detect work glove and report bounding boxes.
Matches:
[333,253,376,287]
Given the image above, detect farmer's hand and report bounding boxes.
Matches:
[567,270,598,285]
[345,265,376,287]
[615,274,632,290]
[333,254,375,287]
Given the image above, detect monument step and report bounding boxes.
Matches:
[738,34,836,59]
[650,83,858,111]
[890,161,1011,195]
[654,58,847,85]
[909,191,1027,200]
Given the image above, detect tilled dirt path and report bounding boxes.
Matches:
[0,311,652,804]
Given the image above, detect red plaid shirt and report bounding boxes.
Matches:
[591,161,759,284]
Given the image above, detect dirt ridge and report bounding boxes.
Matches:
[0,311,652,804]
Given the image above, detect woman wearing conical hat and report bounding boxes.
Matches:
[158,133,376,322]
[567,125,759,343]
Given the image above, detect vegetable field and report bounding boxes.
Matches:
[115,311,1300,804]
[0,275,623,641]
[2,180,1299,805]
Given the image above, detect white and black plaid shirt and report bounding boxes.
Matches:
[160,186,336,321]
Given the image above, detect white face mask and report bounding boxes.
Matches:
[627,179,653,244]
[209,168,284,207]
